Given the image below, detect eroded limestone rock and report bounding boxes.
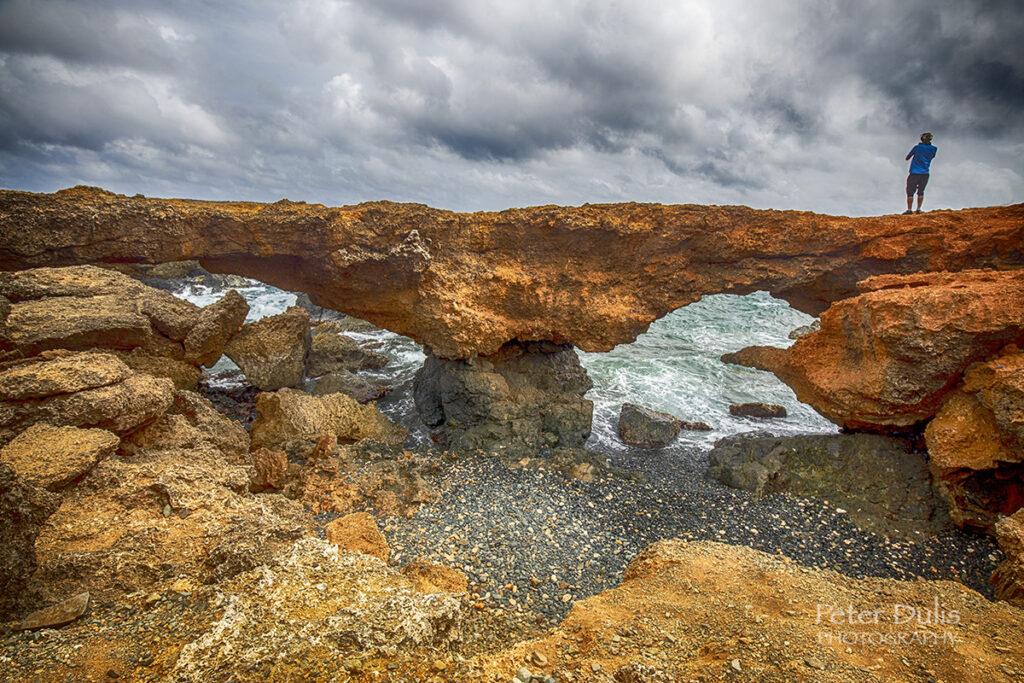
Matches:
[306,331,389,377]
[183,289,249,367]
[225,305,311,390]
[617,403,710,448]
[993,509,1024,607]
[1,423,119,491]
[0,461,60,617]
[324,511,390,562]
[413,341,593,454]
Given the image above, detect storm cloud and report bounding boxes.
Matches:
[0,0,1021,214]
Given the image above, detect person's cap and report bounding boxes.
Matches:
[921,132,933,140]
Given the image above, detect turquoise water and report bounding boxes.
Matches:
[174,281,836,451]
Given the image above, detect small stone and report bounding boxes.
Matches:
[162,504,172,517]
[532,651,548,666]
[805,657,826,670]
[591,663,602,672]
[106,670,120,679]
[731,659,742,672]
[431,659,447,671]
[16,592,90,631]
[517,667,534,681]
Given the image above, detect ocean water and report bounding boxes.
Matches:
[173,279,836,451]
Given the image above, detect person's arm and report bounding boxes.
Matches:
[906,149,914,161]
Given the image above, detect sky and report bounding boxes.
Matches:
[0,0,1022,216]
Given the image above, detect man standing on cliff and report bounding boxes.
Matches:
[904,132,936,214]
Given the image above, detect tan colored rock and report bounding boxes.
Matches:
[3,188,1023,359]
[183,289,249,367]
[993,509,1024,607]
[136,289,200,342]
[0,461,60,616]
[325,512,390,562]
[249,447,287,491]
[110,348,201,391]
[723,269,1024,431]
[123,390,249,461]
[15,591,89,631]
[924,351,1024,532]
[225,305,311,390]
[4,295,154,356]
[250,388,408,450]
[0,264,141,301]
[306,331,388,377]
[1,423,118,491]
[0,352,132,400]
[401,560,468,594]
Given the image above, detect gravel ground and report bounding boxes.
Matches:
[381,443,1002,626]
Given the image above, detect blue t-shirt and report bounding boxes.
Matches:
[908,144,937,174]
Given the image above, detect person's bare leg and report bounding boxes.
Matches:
[916,194,924,212]
[906,196,913,213]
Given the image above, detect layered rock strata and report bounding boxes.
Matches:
[2,187,1022,358]
[413,341,593,453]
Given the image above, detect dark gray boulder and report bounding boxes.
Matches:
[1,461,60,618]
[729,402,787,419]
[707,432,951,538]
[413,341,593,454]
[617,403,711,448]
[312,370,391,404]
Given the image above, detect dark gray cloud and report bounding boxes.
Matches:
[0,0,1021,214]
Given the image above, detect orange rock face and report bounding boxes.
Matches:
[724,269,1024,431]
[2,187,1022,358]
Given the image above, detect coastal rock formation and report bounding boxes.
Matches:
[2,187,1022,358]
[325,511,391,562]
[925,350,1024,532]
[729,402,787,419]
[723,269,1024,431]
[0,461,59,617]
[306,331,389,377]
[250,388,408,450]
[707,433,950,537]
[993,509,1024,607]
[182,289,249,367]
[0,423,119,491]
[312,370,391,403]
[617,402,710,448]
[225,305,311,390]
[413,341,593,453]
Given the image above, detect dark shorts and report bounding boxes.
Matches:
[906,173,929,196]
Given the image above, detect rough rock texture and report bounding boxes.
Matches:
[170,539,464,681]
[182,289,249,367]
[306,331,389,377]
[248,447,287,492]
[16,591,90,631]
[413,341,593,453]
[707,433,951,538]
[121,390,250,462]
[0,351,132,399]
[3,187,1022,359]
[617,403,709,448]
[993,509,1024,607]
[225,305,311,390]
[925,351,1024,532]
[723,269,1024,431]
[0,461,59,617]
[0,353,175,446]
[250,388,408,450]
[324,511,391,562]
[401,560,469,594]
[312,369,391,403]
[1,423,119,491]
[467,539,1024,683]
[729,402,787,419]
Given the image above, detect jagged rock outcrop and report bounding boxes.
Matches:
[312,370,391,404]
[1,423,119,491]
[413,341,593,453]
[225,305,311,390]
[2,187,1022,359]
[306,331,389,377]
[0,461,59,617]
[723,269,1024,431]
[325,511,391,562]
[617,402,710,448]
[993,509,1024,607]
[707,433,951,538]
[925,350,1024,532]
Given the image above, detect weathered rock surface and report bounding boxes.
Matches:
[324,511,391,562]
[170,539,464,681]
[401,560,469,594]
[708,433,951,537]
[723,269,1024,431]
[467,539,1024,682]
[413,341,593,453]
[729,402,787,419]
[312,369,391,403]
[993,509,1024,607]
[225,305,311,390]
[1,423,119,491]
[15,591,90,631]
[250,388,408,450]
[121,389,250,462]
[182,289,249,367]
[617,403,710,448]
[925,351,1024,532]
[0,350,132,399]
[248,447,287,492]
[3,187,1022,358]
[306,331,389,377]
[0,461,59,617]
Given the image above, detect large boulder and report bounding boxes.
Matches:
[225,306,311,390]
[0,461,59,617]
[993,509,1024,607]
[312,370,391,404]
[617,402,710,448]
[723,269,1024,431]
[306,331,388,377]
[413,341,593,454]
[1,423,119,491]
[707,432,951,537]
[324,512,391,562]
[925,351,1024,532]
[183,289,250,367]
[250,388,408,450]
[0,353,174,445]
[0,350,132,399]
